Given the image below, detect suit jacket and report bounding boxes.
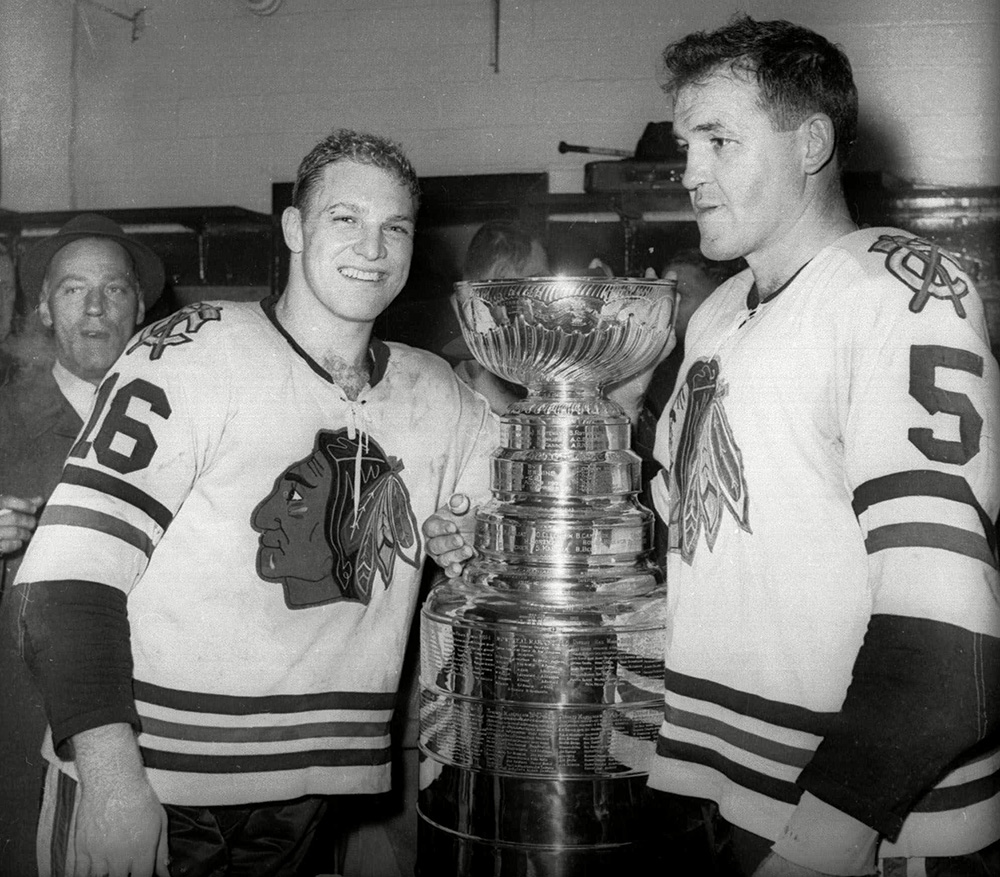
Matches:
[0,365,83,588]
[0,365,82,875]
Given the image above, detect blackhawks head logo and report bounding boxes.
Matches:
[251,429,421,609]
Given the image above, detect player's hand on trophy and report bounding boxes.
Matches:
[0,494,43,555]
[423,493,477,578]
[605,267,678,423]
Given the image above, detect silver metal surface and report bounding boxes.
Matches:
[418,277,676,875]
[453,276,676,389]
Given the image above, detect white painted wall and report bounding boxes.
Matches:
[0,0,74,210]
[1,0,997,213]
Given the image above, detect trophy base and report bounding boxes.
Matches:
[417,769,658,877]
[419,574,666,876]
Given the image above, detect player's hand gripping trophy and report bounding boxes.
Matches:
[419,275,678,875]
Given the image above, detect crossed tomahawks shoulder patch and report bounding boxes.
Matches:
[869,233,969,318]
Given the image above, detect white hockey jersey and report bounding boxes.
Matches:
[648,228,1000,859]
[16,297,497,806]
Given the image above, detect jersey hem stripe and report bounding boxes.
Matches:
[134,679,396,714]
[665,704,814,769]
[655,736,802,805]
[911,770,1000,813]
[139,716,392,743]
[139,745,392,773]
[664,668,836,735]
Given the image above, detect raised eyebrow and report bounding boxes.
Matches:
[284,471,315,489]
[53,273,89,286]
[326,203,414,225]
[692,120,733,136]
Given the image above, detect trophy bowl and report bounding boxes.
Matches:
[453,277,676,389]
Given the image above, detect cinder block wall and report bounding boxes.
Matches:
[1,0,997,213]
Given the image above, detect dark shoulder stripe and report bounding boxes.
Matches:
[665,704,813,769]
[134,679,396,715]
[865,522,997,570]
[853,470,996,557]
[664,668,835,736]
[140,745,391,774]
[140,716,391,743]
[42,505,153,558]
[63,464,173,531]
[656,735,803,805]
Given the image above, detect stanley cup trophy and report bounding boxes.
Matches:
[418,276,677,875]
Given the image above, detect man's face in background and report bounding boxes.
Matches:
[39,237,144,384]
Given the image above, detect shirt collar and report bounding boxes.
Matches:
[51,359,98,420]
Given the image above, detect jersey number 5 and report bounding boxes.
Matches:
[908,344,983,465]
[69,374,172,474]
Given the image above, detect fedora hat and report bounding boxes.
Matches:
[19,213,166,309]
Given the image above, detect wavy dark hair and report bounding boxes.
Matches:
[463,219,546,281]
[292,128,421,215]
[661,15,858,165]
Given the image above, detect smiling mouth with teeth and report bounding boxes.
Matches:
[339,266,384,282]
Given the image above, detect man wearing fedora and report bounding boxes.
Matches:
[0,212,164,877]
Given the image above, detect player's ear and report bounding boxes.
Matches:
[282,206,305,254]
[802,112,836,175]
[134,289,146,326]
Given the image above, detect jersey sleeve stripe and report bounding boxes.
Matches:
[133,679,396,715]
[664,668,836,736]
[139,716,391,743]
[853,470,996,557]
[656,736,802,805]
[62,464,173,531]
[865,522,998,569]
[41,505,153,558]
[139,745,391,774]
[665,703,814,769]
